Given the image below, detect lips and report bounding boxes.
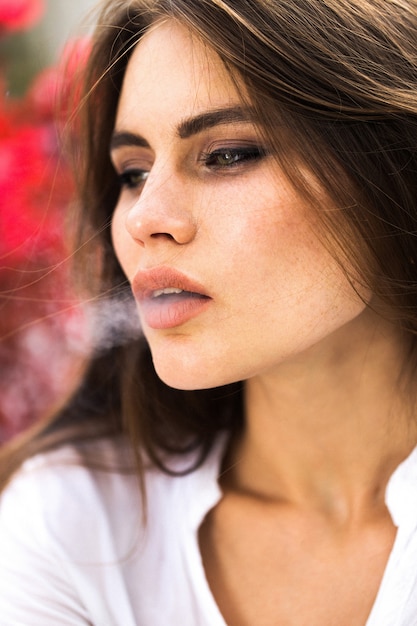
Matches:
[132,267,211,329]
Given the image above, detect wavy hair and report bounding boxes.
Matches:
[2,0,417,488]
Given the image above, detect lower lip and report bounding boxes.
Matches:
[139,294,211,329]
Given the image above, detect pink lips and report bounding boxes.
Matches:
[132,267,211,329]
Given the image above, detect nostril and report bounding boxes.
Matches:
[150,232,176,240]
[124,195,197,246]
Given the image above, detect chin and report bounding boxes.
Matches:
[151,353,238,391]
[153,364,220,391]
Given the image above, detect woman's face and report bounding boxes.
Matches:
[111,20,367,390]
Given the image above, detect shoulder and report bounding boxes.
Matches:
[0,436,226,555]
[0,441,180,623]
[0,443,134,558]
[0,441,144,624]
[0,436,226,624]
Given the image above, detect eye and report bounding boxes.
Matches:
[118,169,149,190]
[202,145,266,169]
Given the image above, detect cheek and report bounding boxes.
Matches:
[228,188,366,327]
[110,218,123,269]
[215,183,313,282]
[110,206,134,278]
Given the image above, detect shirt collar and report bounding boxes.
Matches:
[385,444,417,528]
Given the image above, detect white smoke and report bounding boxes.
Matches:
[82,290,143,354]
[0,290,143,441]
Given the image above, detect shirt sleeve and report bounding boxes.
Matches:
[0,466,92,626]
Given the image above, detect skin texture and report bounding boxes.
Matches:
[110,20,368,392]
[111,20,417,625]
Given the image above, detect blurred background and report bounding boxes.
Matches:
[3,0,97,94]
[0,0,98,442]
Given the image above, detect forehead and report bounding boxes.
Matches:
[115,19,245,128]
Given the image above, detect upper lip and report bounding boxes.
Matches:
[132,266,210,301]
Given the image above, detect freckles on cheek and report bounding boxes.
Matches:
[252,206,307,258]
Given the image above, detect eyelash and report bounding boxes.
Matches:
[118,170,149,190]
[116,145,266,190]
[200,145,266,169]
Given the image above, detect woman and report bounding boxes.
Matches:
[1,0,417,624]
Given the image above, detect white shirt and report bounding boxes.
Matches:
[0,438,417,626]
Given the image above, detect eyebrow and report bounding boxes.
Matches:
[110,132,149,152]
[177,106,254,139]
[110,105,255,152]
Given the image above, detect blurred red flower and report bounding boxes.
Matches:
[0,0,45,33]
[28,36,93,120]
[0,29,91,441]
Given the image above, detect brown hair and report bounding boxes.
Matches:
[2,0,417,488]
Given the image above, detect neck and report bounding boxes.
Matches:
[227,309,417,523]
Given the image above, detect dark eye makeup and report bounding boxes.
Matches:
[117,170,149,190]
[201,145,266,169]
[115,142,268,191]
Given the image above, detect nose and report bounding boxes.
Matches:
[124,168,197,248]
